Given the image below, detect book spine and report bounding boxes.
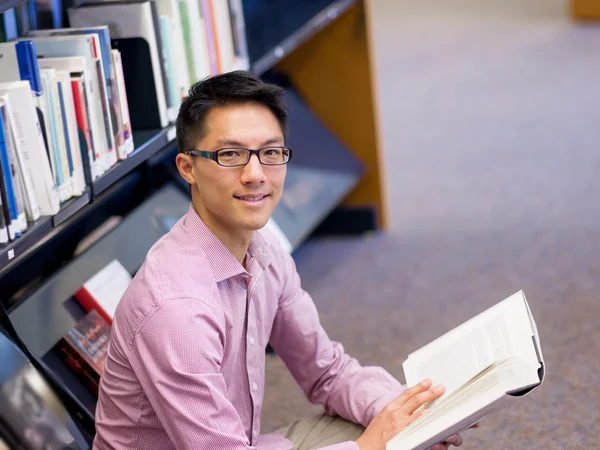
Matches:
[111,50,134,155]
[71,76,96,183]
[0,103,27,231]
[15,41,43,96]
[73,286,113,326]
[0,111,21,239]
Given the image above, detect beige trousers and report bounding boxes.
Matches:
[274,414,365,450]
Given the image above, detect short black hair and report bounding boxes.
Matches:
[176,70,288,154]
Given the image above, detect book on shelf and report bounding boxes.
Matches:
[0,105,22,241]
[53,309,111,395]
[74,258,132,325]
[386,290,545,450]
[25,34,117,175]
[0,80,59,217]
[0,98,28,234]
[68,1,170,130]
[28,25,133,161]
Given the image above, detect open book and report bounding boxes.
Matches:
[387,290,545,450]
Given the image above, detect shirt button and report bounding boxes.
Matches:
[260,247,266,255]
[248,336,255,345]
[252,382,258,392]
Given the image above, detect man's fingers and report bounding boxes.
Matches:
[402,384,445,414]
[389,378,433,409]
[445,434,463,447]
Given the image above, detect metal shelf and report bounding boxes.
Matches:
[0,127,177,275]
[92,126,176,196]
[0,217,52,273]
[251,0,357,75]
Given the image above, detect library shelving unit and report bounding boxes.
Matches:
[0,0,387,446]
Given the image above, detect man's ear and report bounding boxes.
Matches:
[175,153,196,185]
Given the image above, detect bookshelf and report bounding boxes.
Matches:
[0,0,387,444]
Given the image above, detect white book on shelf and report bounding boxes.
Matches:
[38,57,96,195]
[387,290,545,450]
[25,35,113,177]
[41,68,74,203]
[0,97,29,231]
[74,258,132,326]
[37,55,102,180]
[0,81,59,216]
[0,94,40,222]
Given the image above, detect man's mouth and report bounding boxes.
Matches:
[235,194,269,202]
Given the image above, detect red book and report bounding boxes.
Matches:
[54,310,111,395]
[73,259,132,325]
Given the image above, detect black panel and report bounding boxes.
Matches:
[111,37,162,130]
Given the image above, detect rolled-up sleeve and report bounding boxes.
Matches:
[269,250,405,431]
[129,298,255,449]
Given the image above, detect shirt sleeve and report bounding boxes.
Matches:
[268,249,405,430]
[128,297,256,450]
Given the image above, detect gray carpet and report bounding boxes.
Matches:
[261,1,600,448]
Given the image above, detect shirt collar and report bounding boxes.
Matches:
[183,204,273,283]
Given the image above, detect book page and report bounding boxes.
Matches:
[403,291,540,405]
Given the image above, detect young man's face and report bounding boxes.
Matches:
[180,103,287,235]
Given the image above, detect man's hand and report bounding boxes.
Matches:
[355,378,446,450]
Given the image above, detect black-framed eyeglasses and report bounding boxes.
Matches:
[185,146,293,167]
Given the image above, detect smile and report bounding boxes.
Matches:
[235,194,269,202]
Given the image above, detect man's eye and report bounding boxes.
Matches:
[222,151,240,158]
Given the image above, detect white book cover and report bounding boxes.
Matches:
[0,81,59,216]
[69,1,169,129]
[37,56,102,179]
[74,258,133,325]
[0,94,40,222]
[25,35,112,177]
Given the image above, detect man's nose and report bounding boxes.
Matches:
[241,154,266,183]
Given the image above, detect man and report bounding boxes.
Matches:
[93,71,469,449]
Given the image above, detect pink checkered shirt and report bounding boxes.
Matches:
[93,204,404,449]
